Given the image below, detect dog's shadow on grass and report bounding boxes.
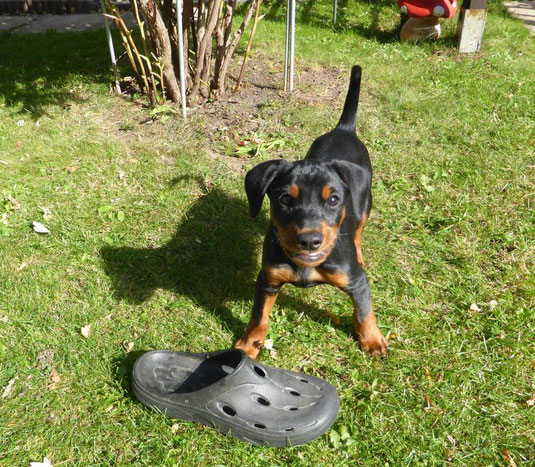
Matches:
[100,178,316,342]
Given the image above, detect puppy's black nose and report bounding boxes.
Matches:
[296,232,323,251]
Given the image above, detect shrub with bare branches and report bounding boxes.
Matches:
[104,0,263,105]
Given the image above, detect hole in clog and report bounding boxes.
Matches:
[254,423,266,429]
[253,366,266,377]
[286,406,298,411]
[300,379,309,383]
[256,396,270,406]
[285,428,294,432]
[288,389,300,396]
[221,405,236,417]
[170,350,243,394]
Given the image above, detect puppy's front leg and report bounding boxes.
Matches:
[234,270,280,359]
[345,273,388,357]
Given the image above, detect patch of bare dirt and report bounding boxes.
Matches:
[87,55,351,176]
[194,54,349,133]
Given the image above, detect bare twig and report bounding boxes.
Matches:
[131,0,159,103]
[213,0,257,96]
[234,0,263,93]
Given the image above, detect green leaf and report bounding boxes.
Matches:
[419,174,435,192]
[339,425,351,440]
[329,429,342,448]
[98,205,113,216]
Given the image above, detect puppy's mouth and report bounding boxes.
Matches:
[283,245,333,266]
[294,250,327,263]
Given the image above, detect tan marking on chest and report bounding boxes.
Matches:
[264,265,297,287]
[308,268,349,288]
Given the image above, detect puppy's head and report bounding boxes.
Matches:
[245,159,368,268]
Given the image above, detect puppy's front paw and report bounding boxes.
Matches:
[234,338,262,359]
[358,328,388,358]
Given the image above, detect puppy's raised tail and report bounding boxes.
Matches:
[336,65,362,132]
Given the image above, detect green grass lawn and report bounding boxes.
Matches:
[1,0,534,464]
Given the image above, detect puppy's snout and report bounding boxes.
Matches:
[296,232,323,251]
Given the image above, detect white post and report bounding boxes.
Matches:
[284,0,290,91]
[176,0,187,120]
[457,6,488,53]
[289,0,296,91]
[100,0,121,94]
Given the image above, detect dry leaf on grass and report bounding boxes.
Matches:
[123,341,135,353]
[41,207,52,221]
[425,368,434,387]
[468,303,481,313]
[500,449,517,467]
[7,195,21,210]
[47,368,61,390]
[32,221,50,234]
[326,309,341,325]
[50,369,61,383]
[423,394,435,411]
[2,377,16,399]
[30,457,53,467]
[526,394,535,408]
[423,394,444,414]
[81,325,91,338]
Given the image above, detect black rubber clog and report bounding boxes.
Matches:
[132,349,339,447]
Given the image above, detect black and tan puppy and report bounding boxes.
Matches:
[235,66,388,359]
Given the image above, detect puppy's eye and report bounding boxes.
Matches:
[326,195,340,207]
[279,194,293,207]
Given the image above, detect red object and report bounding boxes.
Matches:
[398,0,458,18]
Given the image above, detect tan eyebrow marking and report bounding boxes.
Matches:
[321,185,332,200]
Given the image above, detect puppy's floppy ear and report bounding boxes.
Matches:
[330,160,371,218]
[245,160,291,218]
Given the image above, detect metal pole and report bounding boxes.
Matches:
[100,0,121,94]
[289,0,295,91]
[284,0,290,91]
[333,0,338,25]
[176,0,187,120]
